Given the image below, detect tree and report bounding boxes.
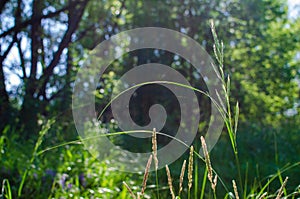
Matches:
[0,0,299,139]
[0,0,89,136]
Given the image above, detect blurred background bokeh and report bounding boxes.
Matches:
[0,0,299,198]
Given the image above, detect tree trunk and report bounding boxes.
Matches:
[0,62,10,133]
[19,0,43,138]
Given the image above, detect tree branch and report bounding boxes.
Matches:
[29,0,42,80]
[0,3,73,38]
[37,0,89,97]
[17,36,26,79]
[74,23,97,43]
[0,35,17,63]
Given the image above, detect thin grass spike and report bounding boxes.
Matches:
[179,160,186,196]
[212,175,218,192]
[201,136,213,183]
[141,155,152,195]
[188,146,194,190]
[123,181,136,199]
[152,128,158,170]
[166,165,176,199]
[258,192,267,199]
[232,180,239,199]
[275,177,288,199]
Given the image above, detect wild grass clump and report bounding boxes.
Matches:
[121,21,299,199]
[122,132,295,199]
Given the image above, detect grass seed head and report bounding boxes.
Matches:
[141,154,152,195]
[123,181,136,199]
[212,174,218,192]
[232,180,239,199]
[258,192,268,199]
[166,165,176,199]
[188,146,194,190]
[152,128,158,170]
[275,177,288,199]
[179,160,186,195]
[201,136,213,183]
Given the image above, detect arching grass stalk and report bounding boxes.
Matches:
[18,119,55,197]
[256,162,299,196]
[37,129,231,193]
[37,127,300,198]
[210,20,243,194]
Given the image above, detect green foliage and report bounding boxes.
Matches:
[0,0,299,198]
[0,122,141,198]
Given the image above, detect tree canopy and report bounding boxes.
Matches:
[0,0,299,138]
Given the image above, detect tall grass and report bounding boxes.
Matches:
[3,124,298,198]
[1,119,54,199]
[18,119,55,197]
[210,20,243,194]
[120,21,299,198]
